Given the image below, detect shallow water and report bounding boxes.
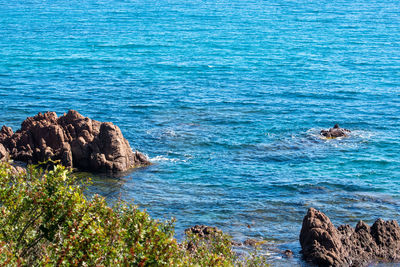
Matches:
[1,0,400,264]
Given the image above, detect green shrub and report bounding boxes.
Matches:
[0,162,268,266]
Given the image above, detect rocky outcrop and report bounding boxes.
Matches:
[0,110,150,173]
[300,208,400,266]
[320,124,350,138]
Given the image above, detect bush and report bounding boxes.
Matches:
[0,162,268,266]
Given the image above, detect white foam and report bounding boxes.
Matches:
[350,130,374,139]
[164,129,177,137]
[150,155,179,162]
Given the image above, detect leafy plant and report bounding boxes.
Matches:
[0,161,269,266]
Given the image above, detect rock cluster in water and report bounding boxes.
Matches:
[0,110,150,173]
[320,124,351,138]
[185,225,222,238]
[300,208,400,266]
[184,224,293,258]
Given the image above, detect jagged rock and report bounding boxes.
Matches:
[0,110,150,173]
[320,124,351,138]
[300,208,400,266]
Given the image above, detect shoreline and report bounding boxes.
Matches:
[2,112,400,266]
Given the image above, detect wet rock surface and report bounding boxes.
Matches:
[320,124,351,138]
[283,249,293,257]
[243,238,263,247]
[0,110,150,173]
[300,207,400,266]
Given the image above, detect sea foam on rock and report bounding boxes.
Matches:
[300,207,400,266]
[0,110,150,173]
[320,124,351,138]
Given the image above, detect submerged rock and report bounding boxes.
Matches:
[284,249,293,257]
[0,110,150,173]
[300,208,400,266]
[243,238,266,247]
[320,124,350,138]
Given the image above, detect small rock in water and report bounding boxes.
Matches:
[284,249,293,257]
[320,124,351,138]
[243,238,259,247]
[185,225,222,238]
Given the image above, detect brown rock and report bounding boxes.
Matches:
[243,238,265,247]
[185,225,222,237]
[0,143,8,161]
[10,162,27,175]
[284,249,293,257]
[0,110,150,173]
[300,208,400,266]
[320,124,351,139]
[184,225,227,253]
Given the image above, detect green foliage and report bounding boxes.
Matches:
[183,228,235,266]
[0,162,268,266]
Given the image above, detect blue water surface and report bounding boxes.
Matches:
[1,0,400,264]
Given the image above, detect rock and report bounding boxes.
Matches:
[284,249,293,257]
[184,225,220,253]
[300,208,400,266]
[243,238,265,247]
[0,110,150,173]
[320,124,351,138]
[10,161,27,175]
[230,240,243,247]
[185,225,222,238]
[0,143,8,161]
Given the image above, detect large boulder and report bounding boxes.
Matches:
[320,124,350,138]
[300,208,400,266]
[0,110,150,173]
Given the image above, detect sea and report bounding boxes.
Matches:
[0,0,399,265]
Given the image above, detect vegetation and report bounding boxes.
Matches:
[0,161,268,266]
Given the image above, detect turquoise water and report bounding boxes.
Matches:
[1,0,400,264]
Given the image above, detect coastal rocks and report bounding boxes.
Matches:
[243,238,266,247]
[184,225,224,253]
[320,124,350,138]
[0,110,150,173]
[300,208,400,266]
[185,225,293,260]
[185,225,222,238]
